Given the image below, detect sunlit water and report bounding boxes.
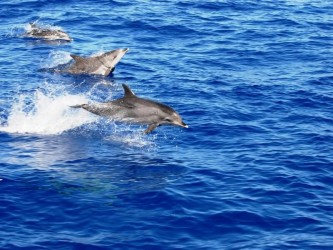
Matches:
[1,0,333,249]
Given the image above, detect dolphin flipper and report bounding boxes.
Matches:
[144,123,159,134]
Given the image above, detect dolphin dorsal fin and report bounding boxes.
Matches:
[122,84,136,98]
[70,54,85,62]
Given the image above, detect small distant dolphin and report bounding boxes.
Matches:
[25,23,71,42]
[71,84,188,134]
[64,48,129,76]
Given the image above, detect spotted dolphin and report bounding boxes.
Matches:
[64,48,129,76]
[71,84,188,134]
[25,23,71,42]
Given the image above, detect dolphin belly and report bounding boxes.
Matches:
[91,64,111,76]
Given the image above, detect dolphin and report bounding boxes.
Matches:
[64,48,129,76]
[71,84,188,134]
[25,23,72,42]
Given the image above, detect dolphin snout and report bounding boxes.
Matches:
[123,48,129,52]
[178,121,188,128]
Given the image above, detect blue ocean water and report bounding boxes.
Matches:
[1,0,333,249]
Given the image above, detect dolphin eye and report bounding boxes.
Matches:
[164,118,172,122]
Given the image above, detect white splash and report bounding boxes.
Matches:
[25,20,64,32]
[105,124,157,149]
[42,50,72,69]
[0,89,97,135]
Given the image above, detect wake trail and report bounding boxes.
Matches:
[0,89,97,135]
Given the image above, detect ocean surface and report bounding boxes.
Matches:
[1,0,333,249]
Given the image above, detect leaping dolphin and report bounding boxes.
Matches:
[25,23,72,42]
[64,48,129,76]
[71,84,188,134]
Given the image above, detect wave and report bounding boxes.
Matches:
[0,86,97,135]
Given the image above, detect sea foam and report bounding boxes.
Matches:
[0,88,97,135]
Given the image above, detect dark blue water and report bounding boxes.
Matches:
[1,0,333,249]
